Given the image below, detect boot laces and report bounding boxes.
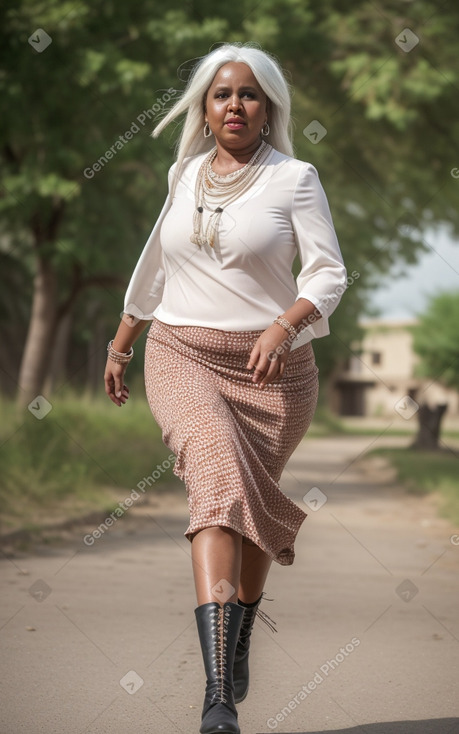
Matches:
[240,592,278,638]
[214,605,230,704]
[255,606,277,634]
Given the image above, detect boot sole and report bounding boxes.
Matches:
[234,692,248,704]
[234,684,248,704]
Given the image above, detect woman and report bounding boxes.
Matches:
[104,42,346,734]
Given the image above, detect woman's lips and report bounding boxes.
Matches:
[226,121,245,129]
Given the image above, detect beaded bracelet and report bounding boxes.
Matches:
[107,340,134,365]
[273,316,298,340]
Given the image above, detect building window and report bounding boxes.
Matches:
[371,352,382,365]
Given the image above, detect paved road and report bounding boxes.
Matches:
[1,435,458,734]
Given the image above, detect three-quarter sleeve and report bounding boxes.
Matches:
[122,162,176,320]
[291,163,347,322]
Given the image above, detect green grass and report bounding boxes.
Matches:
[307,405,346,436]
[0,393,180,533]
[2,392,458,535]
[308,406,459,439]
[367,446,459,524]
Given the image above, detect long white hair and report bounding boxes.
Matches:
[152,42,294,197]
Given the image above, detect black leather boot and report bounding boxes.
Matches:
[195,601,244,734]
[233,593,277,704]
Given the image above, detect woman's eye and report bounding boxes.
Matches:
[215,92,256,99]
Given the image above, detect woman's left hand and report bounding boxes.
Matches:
[246,323,293,388]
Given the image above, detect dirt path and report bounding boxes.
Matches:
[1,435,458,734]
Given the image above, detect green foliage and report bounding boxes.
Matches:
[1,0,459,387]
[0,393,177,530]
[411,291,459,390]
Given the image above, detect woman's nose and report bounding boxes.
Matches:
[228,95,241,111]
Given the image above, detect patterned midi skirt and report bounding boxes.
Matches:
[144,316,319,565]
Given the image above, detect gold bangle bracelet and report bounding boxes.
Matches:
[273,316,298,340]
[107,340,134,364]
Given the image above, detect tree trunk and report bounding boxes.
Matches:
[17,258,58,408]
[42,309,74,395]
[411,403,448,450]
[85,314,107,396]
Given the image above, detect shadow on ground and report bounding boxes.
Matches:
[260,720,459,734]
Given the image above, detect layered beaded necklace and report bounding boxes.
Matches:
[190,139,272,249]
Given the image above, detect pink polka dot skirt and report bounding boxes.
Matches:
[144,317,319,565]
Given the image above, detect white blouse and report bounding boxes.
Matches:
[123,146,347,351]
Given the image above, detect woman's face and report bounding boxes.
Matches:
[204,62,268,152]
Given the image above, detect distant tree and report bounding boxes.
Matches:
[411,291,459,448]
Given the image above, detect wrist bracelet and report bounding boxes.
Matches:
[273,316,298,340]
[107,339,134,365]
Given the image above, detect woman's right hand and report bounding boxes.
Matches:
[104,315,150,406]
[104,359,130,407]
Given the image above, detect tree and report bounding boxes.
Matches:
[2,0,459,403]
[411,291,459,448]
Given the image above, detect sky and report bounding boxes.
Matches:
[367,225,459,321]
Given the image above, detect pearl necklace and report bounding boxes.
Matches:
[190,140,272,249]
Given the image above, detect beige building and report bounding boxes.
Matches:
[332,319,459,417]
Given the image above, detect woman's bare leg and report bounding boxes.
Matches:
[191,526,242,605]
[238,540,273,604]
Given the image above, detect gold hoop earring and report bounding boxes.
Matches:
[204,122,212,138]
[261,121,270,136]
